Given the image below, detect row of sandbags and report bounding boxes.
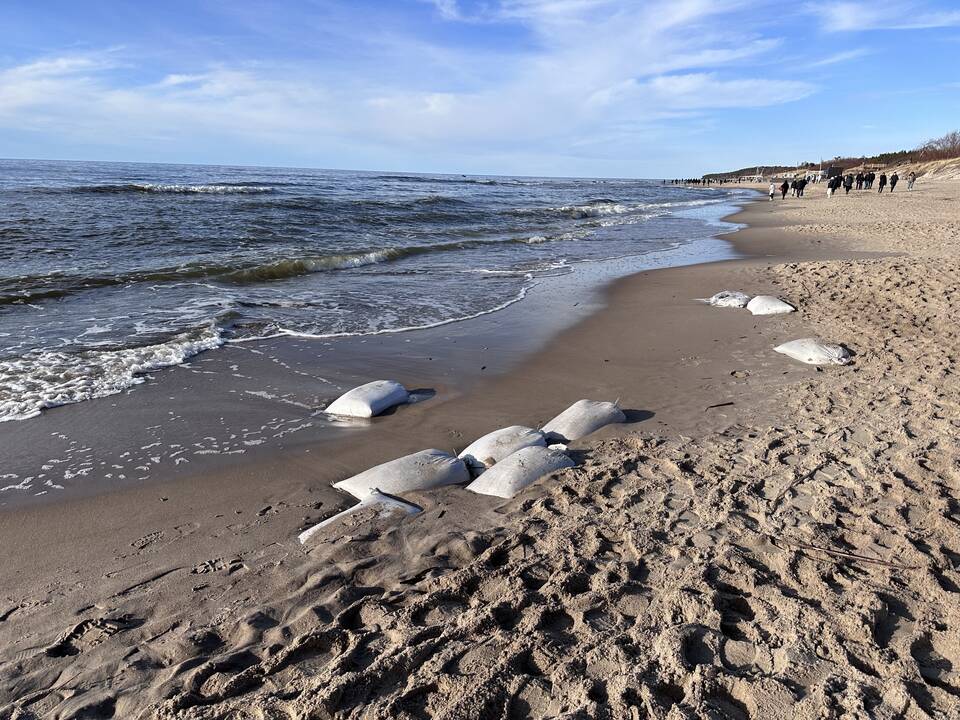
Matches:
[703,290,851,365]
[298,398,625,543]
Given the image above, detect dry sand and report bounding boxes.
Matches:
[2,181,960,719]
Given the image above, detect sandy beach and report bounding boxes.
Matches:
[3,179,960,718]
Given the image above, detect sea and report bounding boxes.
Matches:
[0,159,754,423]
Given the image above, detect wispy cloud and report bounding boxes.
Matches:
[807,1,960,32]
[422,0,465,21]
[805,47,872,67]
[0,1,812,171]
[13,0,958,174]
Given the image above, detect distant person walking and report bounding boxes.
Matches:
[769,182,776,200]
[797,178,807,197]
[844,174,853,195]
[878,173,887,193]
[889,172,899,192]
[866,171,875,189]
[855,172,864,190]
[907,171,916,190]
[780,180,789,199]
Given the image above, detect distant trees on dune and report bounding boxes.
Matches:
[918,130,960,161]
[702,129,960,180]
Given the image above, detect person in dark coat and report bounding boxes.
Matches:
[797,178,807,197]
[855,172,864,190]
[867,171,875,189]
[780,180,789,199]
[844,174,854,194]
[889,172,899,192]
[878,173,887,193]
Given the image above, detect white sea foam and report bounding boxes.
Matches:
[302,249,399,271]
[557,202,633,218]
[0,327,223,422]
[136,183,274,194]
[230,281,536,343]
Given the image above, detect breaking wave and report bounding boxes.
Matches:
[0,237,569,305]
[58,183,278,195]
[0,326,223,422]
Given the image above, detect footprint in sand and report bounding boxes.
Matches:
[191,557,243,575]
[45,615,142,657]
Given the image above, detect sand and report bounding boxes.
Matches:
[2,181,960,718]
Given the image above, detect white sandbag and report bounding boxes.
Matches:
[746,295,795,316]
[466,446,575,499]
[542,399,626,443]
[298,489,420,544]
[324,380,409,418]
[458,425,546,470]
[701,290,752,308]
[774,338,852,365]
[333,448,470,499]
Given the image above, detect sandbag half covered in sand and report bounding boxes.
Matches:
[298,489,420,544]
[324,380,409,418]
[467,446,575,499]
[542,399,626,443]
[746,295,795,316]
[701,290,751,308]
[774,338,852,365]
[333,449,470,499]
[458,425,546,471]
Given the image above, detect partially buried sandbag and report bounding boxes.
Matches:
[298,489,420,544]
[467,446,575,499]
[702,290,752,308]
[333,449,470,499]
[458,425,546,470]
[324,380,409,418]
[746,295,795,316]
[774,338,851,365]
[542,399,626,443]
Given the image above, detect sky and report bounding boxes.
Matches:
[0,0,958,177]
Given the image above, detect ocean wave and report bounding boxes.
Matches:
[368,174,522,187]
[347,195,473,210]
[224,249,409,282]
[0,327,223,422]
[0,237,546,305]
[229,280,536,343]
[506,200,637,220]
[54,183,277,195]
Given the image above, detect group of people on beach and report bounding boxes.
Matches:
[774,178,808,199]
[768,170,916,200]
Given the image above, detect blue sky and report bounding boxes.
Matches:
[0,0,958,176]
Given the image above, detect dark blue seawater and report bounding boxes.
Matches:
[0,159,752,421]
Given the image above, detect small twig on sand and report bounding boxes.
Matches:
[705,401,735,410]
[769,535,920,570]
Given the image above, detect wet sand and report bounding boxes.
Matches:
[4,181,960,718]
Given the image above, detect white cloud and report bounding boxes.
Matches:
[642,73,814,109]
[0,1,817,173]
[805,48,871,67]
[423,0,464,21]
[807,1,960,32]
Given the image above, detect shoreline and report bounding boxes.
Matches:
[0,192,836,586]
[6,182,957,716]
[0,195,747,512]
